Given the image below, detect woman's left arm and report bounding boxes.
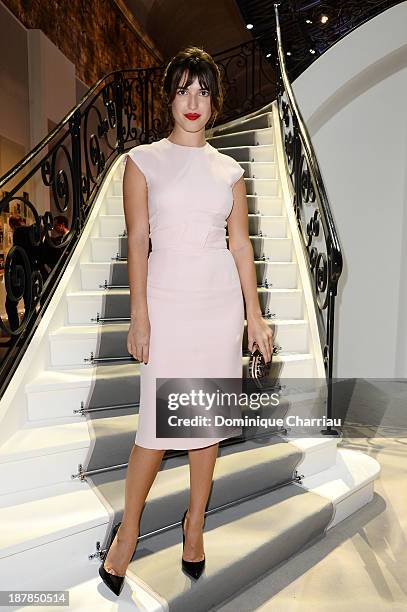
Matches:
[227,176,274,363]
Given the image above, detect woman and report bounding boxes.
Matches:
[99,46,273,596]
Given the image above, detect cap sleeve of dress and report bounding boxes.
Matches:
[123,145,152,189]
[230,158,244,188]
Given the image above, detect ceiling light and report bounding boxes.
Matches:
[246,23,253,29]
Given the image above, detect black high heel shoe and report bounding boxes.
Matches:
[181,509,206,580]
[98,522,125,596]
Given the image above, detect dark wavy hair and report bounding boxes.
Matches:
[160,46,224,130]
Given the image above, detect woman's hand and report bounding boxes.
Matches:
[247,313,273,363]
[127,314,151,364]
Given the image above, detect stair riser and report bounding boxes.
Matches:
[247,196,282,214]
[80,261,299,290]
[27,386,96,420]
[90,236,293,262]
[66,292,304,324]
[105,194,283,216]
[210,127,273,149]
[213,113,272,134]
[27,370,328,422]
[245,179,281,197]
[0,448,87,495]
[244,162,279,179]
[243,358,316,378]
[328,482,374,529]
[109,175,280,197]
[294,445,338,478]
[98,215,288,239]
[0,525,105,591]
[114,161,279,188]
[118,143,277,176]
[224,146,276,163]
[48,323,309,367]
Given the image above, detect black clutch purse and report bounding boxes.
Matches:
[248,342,272,387]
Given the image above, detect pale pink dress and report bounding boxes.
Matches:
[124,137,245,449]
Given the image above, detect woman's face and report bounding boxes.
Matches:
[170,71,212,134]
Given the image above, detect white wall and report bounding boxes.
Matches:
[27,29,76,152]
[0,2,78,168]
[291,2,407,378]
[26,29,77,216]
[0,2,30,176]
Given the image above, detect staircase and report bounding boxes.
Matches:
[0,100,380,611]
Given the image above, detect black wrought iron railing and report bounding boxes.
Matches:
[0,38,274,396]
[273,3,343,435]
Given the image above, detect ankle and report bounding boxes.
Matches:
[185,510,205,528]
[117,523,139,542]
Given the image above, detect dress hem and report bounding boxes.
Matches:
[134,436,235,450]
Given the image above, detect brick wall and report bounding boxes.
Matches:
[2,0,163,85]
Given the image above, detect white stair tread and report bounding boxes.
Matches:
[0,438,332,559]
[67,287,302,298]
[102,212,281,217]
[297,447,381,504]
[106,191,283,198]
[26,352,312,395]
[67,289,129,297]
[49,318,307,338]
[61,573,159,611]
[243,352,313,362]
[282,435,340,453]
[213,126,273,138]
[248,213,284,217]
[0,412,136,462]
[17,569,164,611]
[81,259,295,267]
[26,362,139,391]
[81,260,297,268]
[0,481,106,559]
[0,420,90,461]
[247,177,280,182]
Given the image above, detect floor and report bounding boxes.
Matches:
[216,435,407,612]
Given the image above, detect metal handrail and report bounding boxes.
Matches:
[274,2,343,435]
[0,38,274,395]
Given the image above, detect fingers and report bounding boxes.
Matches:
[141,344,149,365]
[253,330,274,363]
[135,343,149,364]
[259,341,270,364]
[127,337,150,364]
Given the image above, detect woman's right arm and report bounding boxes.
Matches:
[122,154,151,364]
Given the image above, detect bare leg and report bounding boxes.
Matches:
[183,442,219,562]
[103,444,165,576]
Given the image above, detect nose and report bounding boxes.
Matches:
[188,93,199,111]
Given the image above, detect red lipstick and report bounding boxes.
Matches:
[184,113,201,120]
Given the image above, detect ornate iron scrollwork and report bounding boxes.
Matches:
[0,39,274,395]
[274,3,343,434]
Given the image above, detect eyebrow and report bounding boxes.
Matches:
[177,85,209,90]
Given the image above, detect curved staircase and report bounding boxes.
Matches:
[0,101,380,610]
